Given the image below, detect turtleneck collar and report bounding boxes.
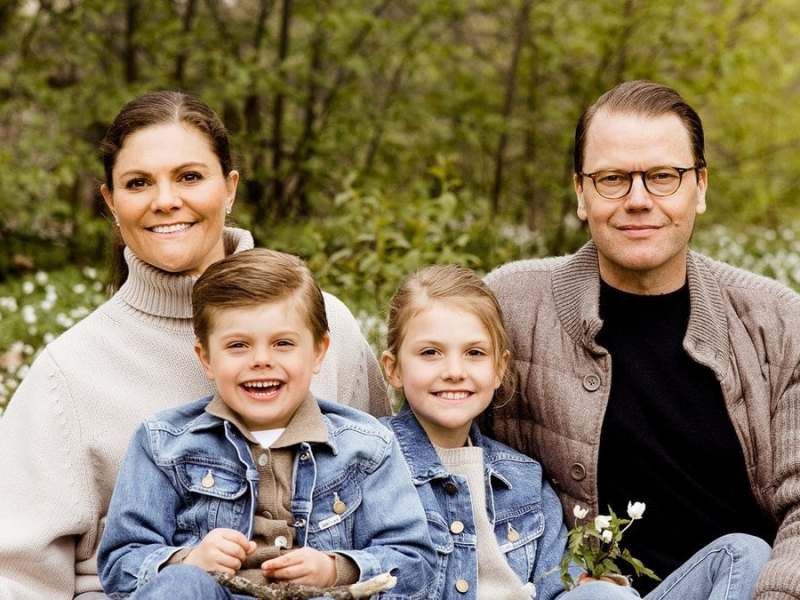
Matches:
[117,227,254,320]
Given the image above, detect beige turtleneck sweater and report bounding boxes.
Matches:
[0,228,387,600]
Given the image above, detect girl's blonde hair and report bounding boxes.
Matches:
[385,264,515,404]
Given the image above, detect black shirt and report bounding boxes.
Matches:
[596,280,775,594]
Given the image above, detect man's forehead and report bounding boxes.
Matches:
[583,109,693,167]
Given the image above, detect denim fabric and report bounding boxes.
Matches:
[561,533,771,600]
[384,405,581,600]
[98,396,434,599]
[129,565,256,600]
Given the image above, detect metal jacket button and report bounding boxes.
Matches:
[201,470,215,488]
[293,518,306,528]
[570,462,587,481]
[299,451,310,461]
[444,482,458,495]
[582,374,601,391]
[450,521,465,534]
[455,579,470,593]
[333,492,347,515]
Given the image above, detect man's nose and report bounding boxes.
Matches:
[623,172,653,211]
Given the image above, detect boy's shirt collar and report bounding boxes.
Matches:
[205,392,329,448]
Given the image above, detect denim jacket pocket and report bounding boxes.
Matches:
[174,459,249,535]
[307,479,363,549]
[495,506,544,582]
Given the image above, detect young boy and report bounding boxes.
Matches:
[98,249,434,599]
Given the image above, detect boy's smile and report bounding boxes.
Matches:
[195,296,329,431]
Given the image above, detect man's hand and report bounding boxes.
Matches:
[184,528,256,574]
[261,547,337,587]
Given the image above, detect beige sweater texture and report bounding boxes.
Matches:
[0,228,388,600]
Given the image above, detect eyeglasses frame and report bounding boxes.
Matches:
[578,165,701,200]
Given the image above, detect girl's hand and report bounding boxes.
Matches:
[184,528,256,574]
[261,547,337,587]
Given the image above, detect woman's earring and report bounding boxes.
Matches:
[225,205,232,215]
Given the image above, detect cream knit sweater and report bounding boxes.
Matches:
[0,228,388,600]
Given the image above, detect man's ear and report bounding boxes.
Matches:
[381,351,402,389]
[695,167,708,215]
[194,340,215,381]
[574,174,588,221]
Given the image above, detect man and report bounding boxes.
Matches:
[486,80,799,598]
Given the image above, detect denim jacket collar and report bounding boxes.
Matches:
[390,405,512,490]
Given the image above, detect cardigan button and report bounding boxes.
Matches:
[582,374,601,392]
[258,453,269,466]
[570,462,587,481]
[455,579,470,593]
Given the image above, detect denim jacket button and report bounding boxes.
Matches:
[455,579,470,593]
[444,482,458,495]
[450,520,465,534]
[299,451,310,462]
[293,518,306,528]
[582,374,601,392]
[201,470,215,489]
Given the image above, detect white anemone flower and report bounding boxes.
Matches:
[594,515,612,531]
[573,505,589,520]
[627,501,646,520]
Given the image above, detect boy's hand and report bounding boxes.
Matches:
[577,573,631,587]
[261,547,337,587]
[184,528,256,574]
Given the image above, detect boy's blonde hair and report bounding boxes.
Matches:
[192,248,328,348]
[385,264,515,402]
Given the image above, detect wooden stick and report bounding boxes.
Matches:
[209,571,396,599]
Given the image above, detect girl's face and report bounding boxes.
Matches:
[383,301,507,448]
[101,122,239,276]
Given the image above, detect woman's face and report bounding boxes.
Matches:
[101,122,239,276]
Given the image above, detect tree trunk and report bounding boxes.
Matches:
[173,0,198,86]
[490,0,533,215]
[124,0,140,83]
[267,0,293,223]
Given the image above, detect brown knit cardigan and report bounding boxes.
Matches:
[485,241,800,600]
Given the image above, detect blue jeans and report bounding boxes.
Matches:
[130,565,257,600]
[561,534,771,600]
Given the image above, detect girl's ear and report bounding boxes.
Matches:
[194,340,215,381]
[381,350,402,389]
[495,349,511,390]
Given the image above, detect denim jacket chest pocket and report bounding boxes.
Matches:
[173,458,249,539]
[306,477,363,549]
[494,505,545,582]
[425,510,455,598]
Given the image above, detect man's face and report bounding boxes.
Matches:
[575,109,707,294]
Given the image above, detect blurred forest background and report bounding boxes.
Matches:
[3,0,800,408]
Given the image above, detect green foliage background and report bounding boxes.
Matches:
[3,0,800,409]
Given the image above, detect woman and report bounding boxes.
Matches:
[0,91,388,600]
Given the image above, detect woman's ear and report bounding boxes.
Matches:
[381,351,402,389]
[100,184,117,222]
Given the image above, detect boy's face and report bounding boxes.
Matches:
[195,297,329,431]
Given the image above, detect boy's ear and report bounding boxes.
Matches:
[194,340,215,381]
[381,351,402,389]
[312,335,331,375]
[495,349,511,390]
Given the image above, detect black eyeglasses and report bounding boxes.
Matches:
[579,166,699,199]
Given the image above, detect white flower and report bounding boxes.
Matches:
[601,529,613,543]
[83,266,98,279]
[93,282,103,292]
[22,281,34,295]
[16,365,30,380]
[594,515,612,531]
[35,271,48,284]
[40,299,54,311]
[627,501,646,520]
[573,505,589,520]
[22,306,37,324]
[72,283,87,294]
[43,332,55,344]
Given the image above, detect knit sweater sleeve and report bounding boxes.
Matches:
[0,348,93,600]
[322,292,390,417]
[754,363,800,599]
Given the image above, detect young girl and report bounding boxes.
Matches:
[381,264,771,600]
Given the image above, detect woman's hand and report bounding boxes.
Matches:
[261,547,337,587]
[578,572,631,587]
[184,528,256,574]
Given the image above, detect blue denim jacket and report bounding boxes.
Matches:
[98,396,435,599]
[385,406,580,600]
